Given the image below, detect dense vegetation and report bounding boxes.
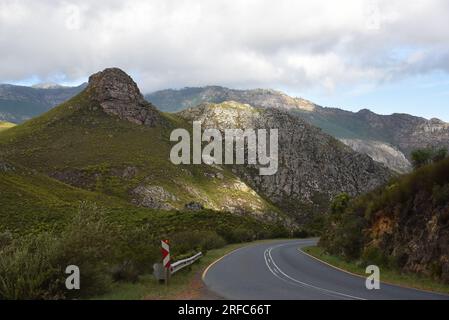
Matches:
[320,151,449,283]
[0,160,289,299]
[0,199,288,300]
[411,147,447,169]
[0,91,284,218]
[0,88,293,299]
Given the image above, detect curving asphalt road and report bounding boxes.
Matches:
[203,239,449,300]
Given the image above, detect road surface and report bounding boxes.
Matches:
[203,239,449,300]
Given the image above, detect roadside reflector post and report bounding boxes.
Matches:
[161,239,171,286]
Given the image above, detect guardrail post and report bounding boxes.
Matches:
[161,239,171,286]
[154,244,203,284]
[165,268,170,286]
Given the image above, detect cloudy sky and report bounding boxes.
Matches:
[1,0,449,120]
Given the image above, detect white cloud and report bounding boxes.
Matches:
[0,0,448,93]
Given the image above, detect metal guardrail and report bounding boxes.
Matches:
[153,252,203,280]
[171,252,203,275]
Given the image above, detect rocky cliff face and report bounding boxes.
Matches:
[147,86,316,113]
[340,139,411,174]
[148,86,449,173]
[0,70,291,228]
[370,190,449,283]
[350,110,449,159]
[87,68,161,126]
[179,101,392,222]
[320,157,449,283]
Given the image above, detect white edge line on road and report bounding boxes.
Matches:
[298,246,449,298]
[201,239,303,282]
[264,242,366,300]
[202,246,247,282]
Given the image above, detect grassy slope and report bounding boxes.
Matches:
[0,121,16,132]
[0,90,286,234]
[0,162,130,233]
[0,90,281,215]
[304,246,449,295]
[95,239,284,300]
[0,160,285,239]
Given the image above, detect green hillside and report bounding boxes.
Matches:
[0,160,125,233]
[0,159,282,236]
[0,121,15,132]
[0,90,283,220]
[0,69,295,299]
[320,156,449,283]
[0,159,287,299]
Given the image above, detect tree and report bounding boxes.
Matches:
[411,147,448,170]
[432,147,448,163]
[330,193,351,215]
[411,149,433,169]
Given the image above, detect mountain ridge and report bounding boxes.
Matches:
[0,68,393,229]
[147,86,449,172]
[177,100,392,223]
[3,81,448,173]
[0,69,291,230]
[0,82,87,123]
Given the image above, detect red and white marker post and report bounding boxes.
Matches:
[161,239,171,285]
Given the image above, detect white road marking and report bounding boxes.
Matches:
[263,242,366,300]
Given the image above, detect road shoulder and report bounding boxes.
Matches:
[303,246,449,296]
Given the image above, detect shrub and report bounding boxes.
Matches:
[411,147,448,170]
[432,184,449,207]
[0,202,119,299]
[411,148,433,169]
[0,230,13,249]
[0,233,62,300]
[432,148,448,163]
[219,227,255,243]
[112,226,160,282]
[330,193,350,216]
[170,230,227,257]
[361,246,388,267]
[320,195,366,260]
[55,202,118,297]
[292,229,309,238]
[200,231,227,251]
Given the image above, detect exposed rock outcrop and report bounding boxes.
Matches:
[340,139,411,173]
[148,86,449,172]
[179,101,392,221]
[132,185,178,210]
[147,86,316,113]
[0,161,15,172]
[87,68,160,126]
[185,202,204,211]
[370,192,449,282]
[321,157,449,283]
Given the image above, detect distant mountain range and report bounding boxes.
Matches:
[1,68,447,292]
[2,83,449,173]
[147,86,449,173]
[0,68,391,231]
[0,83,86,123]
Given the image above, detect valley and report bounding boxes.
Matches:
[1,67,448,300]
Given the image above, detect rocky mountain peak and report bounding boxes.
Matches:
[178,101,392,222]
[87,68,160,126]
